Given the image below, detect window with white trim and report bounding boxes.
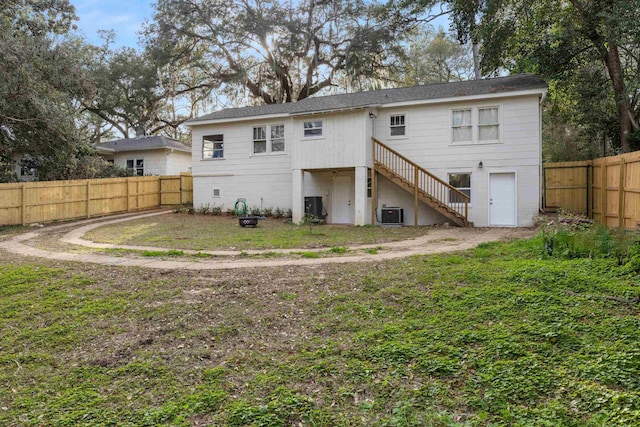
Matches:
[253,124,285,154]
[389,114,406,136]
[203,134,224,158]
[303,120,323,137]
[253,126,267,153]
[126,158,144,176]
[452,109,472,143]
[451,107,500,144]
[478,107,499,141]
[448,172,471,204]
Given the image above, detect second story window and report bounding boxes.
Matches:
[253,124,285,154]
[203,134,224,158]
[303,120,323,137]
[253,126,267,153]
[452,109,472,143]
[452,107,500,144]
[390,114,406,136]
[271,124,285,152]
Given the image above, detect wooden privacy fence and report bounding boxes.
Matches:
[544,151,640,229]
[0,173,193,226]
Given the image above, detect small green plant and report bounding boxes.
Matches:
[211,206,223,216]
[141,249,185,257]
[364,246,383,254]
[263,207,273,217]
[198,203,212,215]
[329,246,348,254]
[273,207,284,218]
[300,251,320,258]
[249,206,261,216]
[279,292,297,301]
[285,208,292,218]
[173,202,194,214]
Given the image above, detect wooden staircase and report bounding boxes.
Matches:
[372,138,470,227]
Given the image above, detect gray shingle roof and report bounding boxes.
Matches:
[187,74,546,124]
[95,135,191,153]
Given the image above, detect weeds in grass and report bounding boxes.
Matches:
[141,249,185,257]
[300,251,320,258]
[4,227,639,426]
[329,246,348,254]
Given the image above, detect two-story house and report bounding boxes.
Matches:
[186,74,547,227]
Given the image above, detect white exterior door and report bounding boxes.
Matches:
[489,172,516,226]
[332,174,354,223]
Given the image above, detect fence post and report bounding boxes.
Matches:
[21,183,26,225]
[86,180,91,219]
[586,165,593,218]
[618,157,626,228]
[601,163,607,226]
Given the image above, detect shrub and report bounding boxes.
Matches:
[273,207,284,218]
[211,206,223,216]
[198,203,211,215]
[263,207,273,217]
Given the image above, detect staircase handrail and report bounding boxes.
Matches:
[372,137,469,221]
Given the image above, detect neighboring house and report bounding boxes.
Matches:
[95,135,192,176]
[186,74,547,227]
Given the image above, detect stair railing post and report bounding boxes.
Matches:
[414,166,418,225]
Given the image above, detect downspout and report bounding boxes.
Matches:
[369,110,377,225]
[539,91,547,213]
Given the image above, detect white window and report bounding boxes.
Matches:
[451,107,500,144]
[126,158,144,176]
[253,126,267,153]
[479,107,499,141]
[389,114,406,137]
[253,124,285,154]
[452,109,472,143]
[303,120,323,137]
[203,134,224,158]
[271,124,285,152]
[448,172,471,203]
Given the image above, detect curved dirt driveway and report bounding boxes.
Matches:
[0,210,538,270]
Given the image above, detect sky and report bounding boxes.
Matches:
[72,0,154,48]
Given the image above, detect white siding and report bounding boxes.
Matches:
[114,150,174,176]
[165,151,192,174]
[374,95,541,226]
[191,92,542,226]
[293,110,368,169]
[191,118,294,212]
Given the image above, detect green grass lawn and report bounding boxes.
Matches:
[83,213,431,250]
[0,234,638,426]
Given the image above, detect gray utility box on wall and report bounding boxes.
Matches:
[381,207,404,225]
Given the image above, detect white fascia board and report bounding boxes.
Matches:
[380,88,548,109]
[185,113,290,127]
[95,146,115,153]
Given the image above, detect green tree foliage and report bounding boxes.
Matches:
[0,1,132,182]
[145,0,403,105]
[82,32,200,140]
[459,0,640,153]
[0,1,88,181]
[397,26,474,86]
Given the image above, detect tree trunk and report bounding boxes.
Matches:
[603,44,632,152]
[472,43,481,80]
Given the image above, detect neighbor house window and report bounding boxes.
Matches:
[452,107,500,144]
[253,126,267,153]
[203,134,224,158]
[253,124,285,154]
[448,172,471,203]
[389,114,406,136]
[126,158,144,176]
[303,120,323,137]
